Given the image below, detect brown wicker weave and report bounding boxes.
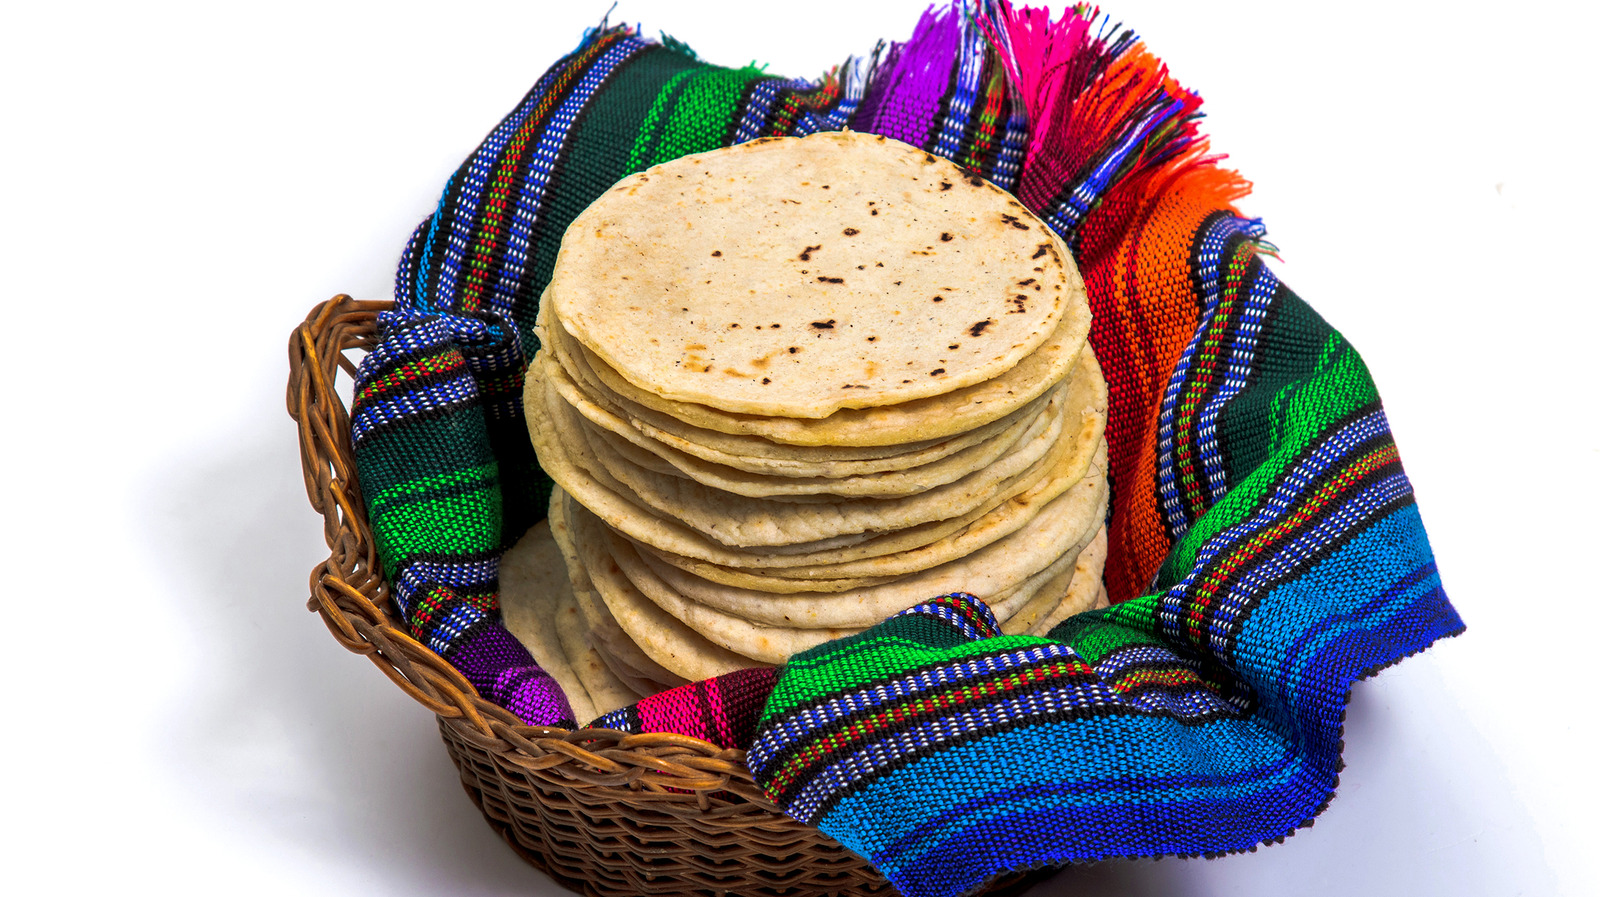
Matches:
[287,294,1055,897]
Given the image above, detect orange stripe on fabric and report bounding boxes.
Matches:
[1078,157,1251,605]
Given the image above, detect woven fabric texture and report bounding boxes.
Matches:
[347,3,1461,888]
[592,666,781,750]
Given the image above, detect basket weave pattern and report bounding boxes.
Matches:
[288,295,1051,897]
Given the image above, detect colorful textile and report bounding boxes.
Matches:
[348,1,1461,888]
[592,667,780,750]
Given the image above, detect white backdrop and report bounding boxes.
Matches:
[5,2,1595,894]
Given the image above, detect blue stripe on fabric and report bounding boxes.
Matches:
[820,711,1298,861]
[428,47,580,312]
[1195,258,1277,501]
[1236,505,1441,703]
[427,603,490,654]
[990,104,1027,191]
[350,374,479,443]
[731,77,793,142]
[1042,94,1186,239]
[488,37,648,313]
[930,19,986,161]
[395,555,501,593]
[413,174,455,311]
[1153,213,1274,538]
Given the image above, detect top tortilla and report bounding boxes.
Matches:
[547,131,1082,418]
[544,298,1088,448]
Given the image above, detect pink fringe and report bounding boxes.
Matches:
[976,1,1209,216]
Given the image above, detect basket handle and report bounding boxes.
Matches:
[286,296,511,734]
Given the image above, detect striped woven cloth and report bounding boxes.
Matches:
[348,1,1462,886]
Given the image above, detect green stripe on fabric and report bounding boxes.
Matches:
[372,488,502,561]
[763,634,1052,720]
[640,65,768,168]
[368,463,502,561]
[1049,600,1160,663]
[628,68,698,171]
[367,463,499,516]
[1157,321,1379,586]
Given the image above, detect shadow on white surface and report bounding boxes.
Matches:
[142,423,566,894]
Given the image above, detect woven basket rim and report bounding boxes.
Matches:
[285,293,785,808]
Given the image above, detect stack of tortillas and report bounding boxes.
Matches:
[501,132,1110,722]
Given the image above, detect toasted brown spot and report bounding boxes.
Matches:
[940,232,953,242]
[817,276,844,284]
[686,343,707,351]
[761,378,771,384]
[788,347,799,353]
[1032,244,1050,259]
[968,320,994,337]
[967,175,984,187]
[870,208,879,215]
[771,323,781,329]
[1000,213,1030,231]
[948,344,960,350]
[799,244,822,261]
[930,368,945,376]
[843,227,860,236]
[811,320,836,329]
[729,323,739,328]
[1018,278,1036,286]
[940,181,953,191]
[932,295,944,303]
[711,250,722,257]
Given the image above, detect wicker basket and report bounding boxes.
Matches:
[287,295,1055,897]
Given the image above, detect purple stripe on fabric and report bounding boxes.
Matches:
[449,623,576,726]
[861,7,961,149]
